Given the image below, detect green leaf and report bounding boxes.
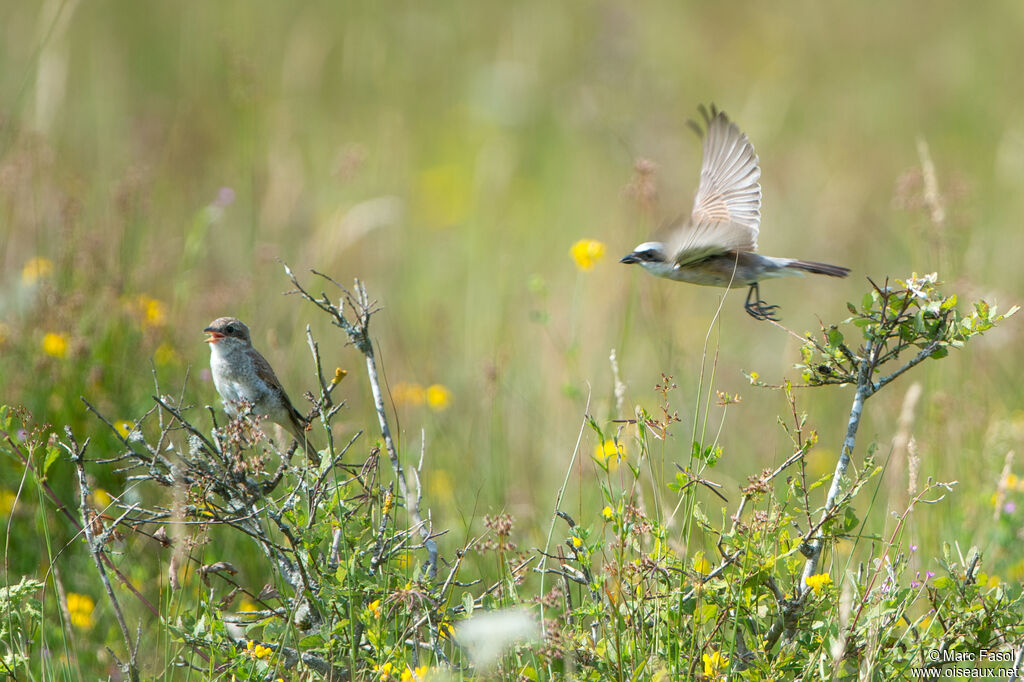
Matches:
[692,502,709,526]
[913,312,925,334]
[42,445,61,477]
[842,507,860,533]
[826,327,844,347]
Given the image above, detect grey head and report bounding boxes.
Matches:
[620,241,681,279]
[204,317,252,347]
[619,241,668,266]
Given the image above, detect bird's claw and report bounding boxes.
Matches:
[744,283,780,321]
[744,299,780,321]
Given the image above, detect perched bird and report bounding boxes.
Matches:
[620,105,850,320]
[204,317,319,464]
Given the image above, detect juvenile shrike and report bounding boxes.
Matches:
[620,105,849,320]
[204,317,319,464]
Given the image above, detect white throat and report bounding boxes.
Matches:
[639,260,677,279]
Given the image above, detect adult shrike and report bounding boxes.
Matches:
[620,105,849,320]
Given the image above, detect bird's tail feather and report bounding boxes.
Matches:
[785,260,850,278]
[285,415,320,465]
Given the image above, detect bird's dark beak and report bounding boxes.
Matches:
[619,253,639,264]
[204,327,223,343]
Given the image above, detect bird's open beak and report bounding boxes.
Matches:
[619,253,640,264]
[204,328,224,343]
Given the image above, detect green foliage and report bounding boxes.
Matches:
[4,274,1023,679]
[1,4,1022,675]
[0,576,44,671]
[800,273,1018,388]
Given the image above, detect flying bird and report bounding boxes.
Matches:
[620,105,849,320]
[204,317,319,464]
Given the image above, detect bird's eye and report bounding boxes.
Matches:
[225,324,236,334]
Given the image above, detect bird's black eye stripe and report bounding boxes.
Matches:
[225,324,235,334]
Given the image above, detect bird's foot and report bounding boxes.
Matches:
[744,299,780,321]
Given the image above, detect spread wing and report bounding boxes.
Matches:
[667,105,762,266]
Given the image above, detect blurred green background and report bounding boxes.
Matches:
[2,0,1023,620]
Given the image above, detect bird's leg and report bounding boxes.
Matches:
[744,282,780,321]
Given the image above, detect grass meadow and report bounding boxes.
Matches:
[1,2,1023,679]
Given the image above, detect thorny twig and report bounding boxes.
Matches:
[284,263,438,581]
[65,428,140,682]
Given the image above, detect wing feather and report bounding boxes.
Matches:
[252,350,306,424]
[667,107,762,266]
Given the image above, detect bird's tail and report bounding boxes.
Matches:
[785,260,850,278]
[286,414,321,465]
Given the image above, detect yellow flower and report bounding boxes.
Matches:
[42,332,69,358]
[571,536,583,548]
[593,439,626,470]
[66,592,95,629]
[136,295,167,328]
[393,382,426,406]
[114,420,134,439]
[368,599,382,618]
[92,488,113,509]
[428,470,453,500]
[154,342,179,366]
[805,573,833,595]
[1004,473,1020,489]
[373,661,395,680]
[0,490,17,517]
[692,551,711,575]
[601,505,614,521]
[702,650,728,677]
[393,552,413,569]
[570,239,606,271]
[331,368,348,385]
[22,257,54,284]
[401,666,429,682]
[437,621,454,638]
[426,384,452,411]
[244,640,272,659]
